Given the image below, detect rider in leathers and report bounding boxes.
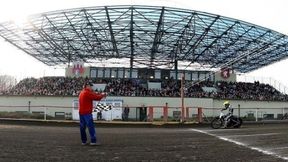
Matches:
[222,101,233,128]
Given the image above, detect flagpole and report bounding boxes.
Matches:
[181,72,185,122]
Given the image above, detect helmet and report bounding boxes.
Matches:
[223,101,230,105]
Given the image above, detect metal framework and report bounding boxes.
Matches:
[0,5,288,73]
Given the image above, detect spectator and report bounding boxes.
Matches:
[122,105,130,121]
[97,110,102,120]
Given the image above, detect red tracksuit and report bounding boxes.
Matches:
[78,88,105,115]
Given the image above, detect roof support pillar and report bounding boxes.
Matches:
[174,59,178,81]
[129,7,134,78]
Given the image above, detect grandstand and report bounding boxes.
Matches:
[1,77,287,102]
[0,5,288,121]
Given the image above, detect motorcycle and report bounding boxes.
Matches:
[210,110,242,129]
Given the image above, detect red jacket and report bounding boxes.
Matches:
[79,88,106,115]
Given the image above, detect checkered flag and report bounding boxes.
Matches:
[93,103,112,112]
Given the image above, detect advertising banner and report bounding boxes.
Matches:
[72,99,123,121]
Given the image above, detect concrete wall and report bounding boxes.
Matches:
[0,96,287,119]
[0,96,77,117]
[213,99,288,119]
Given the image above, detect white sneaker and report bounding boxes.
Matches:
[90,142,101,146]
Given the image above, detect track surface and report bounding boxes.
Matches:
[0,123,287,162]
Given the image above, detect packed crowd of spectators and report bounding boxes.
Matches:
[1,77,90,96]
[214,81,287,101]
[1,76,287,101]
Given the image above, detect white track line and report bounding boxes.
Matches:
[191,129,288,161]
[223,133,280,138]
[268,147,288,151]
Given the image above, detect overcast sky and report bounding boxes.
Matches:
[0,0,288,88]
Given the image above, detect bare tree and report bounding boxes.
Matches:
[0,75,17,91]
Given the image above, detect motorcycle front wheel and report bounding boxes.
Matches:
[211,117,223,129]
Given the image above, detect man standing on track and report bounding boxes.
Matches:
[79,82,106,146]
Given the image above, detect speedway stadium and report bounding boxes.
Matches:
[0,5,288,161]
[0,6,288,120]
[0,5,288,120]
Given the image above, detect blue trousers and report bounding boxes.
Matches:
[79,114,96,143]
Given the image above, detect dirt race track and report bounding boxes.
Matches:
[0,121,288,162]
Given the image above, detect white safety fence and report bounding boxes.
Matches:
[0,105,287,122]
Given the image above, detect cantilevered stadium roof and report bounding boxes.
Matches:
[0,5,288,73]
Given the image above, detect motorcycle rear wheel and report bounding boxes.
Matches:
[233,118,243,128]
